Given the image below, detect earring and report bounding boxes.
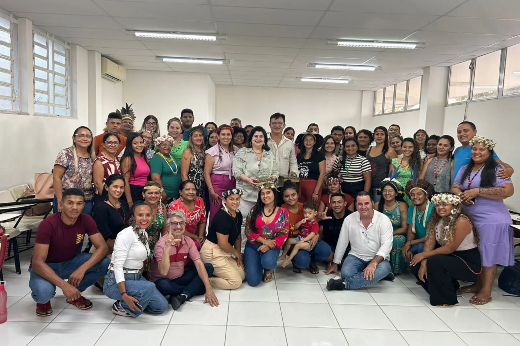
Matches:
[180,196,184,203]
[451,209,457,215]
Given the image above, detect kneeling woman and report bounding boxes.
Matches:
[410,194,481,307]
[244,184,289,286]
[104,202,168,317]
[201,188,246,289]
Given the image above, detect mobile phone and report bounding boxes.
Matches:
[135,302,143,312]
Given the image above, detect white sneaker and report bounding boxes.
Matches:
[112,301,132,317]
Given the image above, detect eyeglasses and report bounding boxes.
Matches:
[169,221,186,227]
[382,190,395,194]
[146,121,157,126]
[74,134,92,139]
[105,141,119,146]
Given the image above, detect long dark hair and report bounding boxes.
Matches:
[377,182,400,213]
[373,126,389,155]
[320,135,335,155]
[246,126,270,151]
[460,148,498,188]
[297,133,318,163]
[437,135,455,160]
[281,179,299,196]
[128,201,152,254]
[121,132,148,178]
[339,137,359,169]
[249,187,279,230]
[402,138,422,173]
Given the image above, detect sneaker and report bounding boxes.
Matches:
[382,272,395,282]
[170,294,187,310]
[326,277,346,291]
[112,301,132,317]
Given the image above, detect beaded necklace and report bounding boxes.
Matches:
[432,157,448,185]
[157,152,179,175]
[467,165,484,189]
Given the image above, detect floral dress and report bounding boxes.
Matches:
[188,151,206,201]
[383,203,407,275]
[244,207,289,249]
[55,148,94,201]
[147,201,165,257]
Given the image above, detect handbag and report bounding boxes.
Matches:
[34,173,54,199]
[498,263,520,296]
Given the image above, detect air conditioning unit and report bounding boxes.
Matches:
[101,57,126,83]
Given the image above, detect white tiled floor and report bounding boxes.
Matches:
[3,252,520,346]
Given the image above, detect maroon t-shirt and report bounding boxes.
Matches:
[35,213,99,263]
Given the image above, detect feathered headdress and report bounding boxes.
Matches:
[116,103,135,122]
[377,178,405,199]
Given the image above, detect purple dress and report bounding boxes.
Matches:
[455,165,513,267]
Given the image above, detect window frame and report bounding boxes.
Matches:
[373,76,423,116]
[32,28,71,117]
[0,12,19,114]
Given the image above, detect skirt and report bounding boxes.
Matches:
[130,184,145,204]
[299,178,322,203]
[478,222,514,267]
[390,235,407,275]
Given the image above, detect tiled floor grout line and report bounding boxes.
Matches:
[273,273,290,346]
[224,290,231,346]
[92,323,112,346]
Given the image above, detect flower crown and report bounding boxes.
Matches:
[469,135,495,150]
[222,188,243,199]
[431,193,461,206]
[154,134,174,146]
[254,177,278,191]
[326,177,343,185]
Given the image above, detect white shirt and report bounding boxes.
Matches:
[111,226,150,283]
[267,134,298,181]
[334,210,393,264]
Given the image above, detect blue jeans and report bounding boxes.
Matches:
[53,195,93,216]
[244,242,279,287]
[370,187,381,203]
[340,255,391,290]
[29,254,110,303]
[103,270,168,318]
[154,264,214,299]
[411,243,424,255]
[291,239,332,268]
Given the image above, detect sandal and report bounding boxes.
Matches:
[66,296,93,310]
[309,263,319,274]
[36,302,53,317]
[263,270,274,283]
[292,267,302,273]
[469,296,492,305]
[94,282,104,292]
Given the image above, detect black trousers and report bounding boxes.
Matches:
[341,181,365,198]
[411,248,481,306]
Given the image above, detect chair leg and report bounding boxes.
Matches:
[0,268,3,281]
[26,230,32,245]
[7,239,12,257]
[12,238,20,275]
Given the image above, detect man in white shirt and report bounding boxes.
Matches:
[267,112,298,184]
[324,191,394,290]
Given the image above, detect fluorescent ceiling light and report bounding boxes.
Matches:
[300,77,350,84]
[159,57,229,65]
[327,39,425,49]
[132,31,226,41]
[513,71,520,75]
[308,63,380,71]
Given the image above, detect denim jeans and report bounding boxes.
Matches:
[340,254,391,290]
[290,239,332,269]
[29,254,110,303]
[370,187,381,203]
[411,243,424,255]
[53,195,93,216]
[103,270,168,318]
[154,264,214,299]
[244,242,279,287]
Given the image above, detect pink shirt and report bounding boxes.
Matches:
[128,155,150,186]
[205,144,238,179]
[150,235,200,281]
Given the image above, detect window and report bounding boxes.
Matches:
[448,61,471,104]
[473,50,501,100]
[375,89,383,115]
[407,76,421,110]
[394,81,406,112]
[33,30,70,116]
[503,43,520,96]
[0,15,18,112]
[384,84,394,114]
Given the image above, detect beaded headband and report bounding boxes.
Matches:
[469,135,495,150]
[405,179,434,198]
[222,188,243,199]
[377,178,404,194]
[154,134,174,146]
[326,177,343,185]
[143,185,162,192]
[431,193,461,206]
[217,126,234,134]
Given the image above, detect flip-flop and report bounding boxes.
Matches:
[263,270,274,283]
[36,302,53,317]
[66,296,93,310]
[309,263,319,274]
[292,267,302,273]
[469,296,493,305]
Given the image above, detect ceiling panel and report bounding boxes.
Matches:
[101,0,207,4]
[12,13,122,29]
[151,50,224,59]
[210,0,333,11]
[310,27,414,40]
[215,22,314,38]
[118,61,169,68]
[114,17,216,33]
[37,26,132,40]
[419,44,488,55]
[221,45,300,56]
[297,49,378,59]
[0,0,105,15]
[141,40,222,52]
[373,51,457,62]
[447,0,520,20]
[82,47,155,56]
[63,38,147,49]
[223,53,295,63]
[422,16,520,36]
[229,61,292,68]
[106,55,159,63]
[320,12,439,31]
[330,0,465,15]
[406,30,510,46]
[125,66,172,71]
[94,1,212,21]
[224,36,306,48]
[212,6,323,26]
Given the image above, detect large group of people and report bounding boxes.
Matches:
[26,107,516,319]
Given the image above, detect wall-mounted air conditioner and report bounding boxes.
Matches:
[101,57,127,82]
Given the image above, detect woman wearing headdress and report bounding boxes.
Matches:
[410,193,481,307]
[181,125,207,201]
[452,136,514,305]
[317,177,355,215]
[200,187,246,290]
[150,134,180,201]
[118,103,135,138]
[375,178,408,275]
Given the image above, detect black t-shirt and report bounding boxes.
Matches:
[319,209,351,250]
[357,149,367,157]
[92,201,129,240]
[298,151,325,181]
[207,208,243,246]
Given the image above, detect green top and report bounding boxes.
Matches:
[391,157,413,206]
[150,153,181,199]
[383,203,401,232]
[170,140,189,164]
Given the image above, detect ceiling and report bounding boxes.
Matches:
[3,0,520,90]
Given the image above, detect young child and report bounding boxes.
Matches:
[279,201,319,268]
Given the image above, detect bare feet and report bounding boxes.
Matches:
[469,295,492,305]
[278,255,286,261]
[460,284,480,294]
[281,259,291,268]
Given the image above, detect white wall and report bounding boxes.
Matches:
[444,98,520,210]
[361,110,421,138]
[0,44,90,190]
[101,77,123,130]
[215,86,362,135]
[122,70,215,131]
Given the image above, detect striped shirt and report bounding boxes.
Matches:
[333,154,372,183]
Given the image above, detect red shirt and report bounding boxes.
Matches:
[281,202,304,238]
[35,213,99,263]
[150,235,200,282]
[299,219,319,238]
[94,133,126,156]
[168,197,207,235]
